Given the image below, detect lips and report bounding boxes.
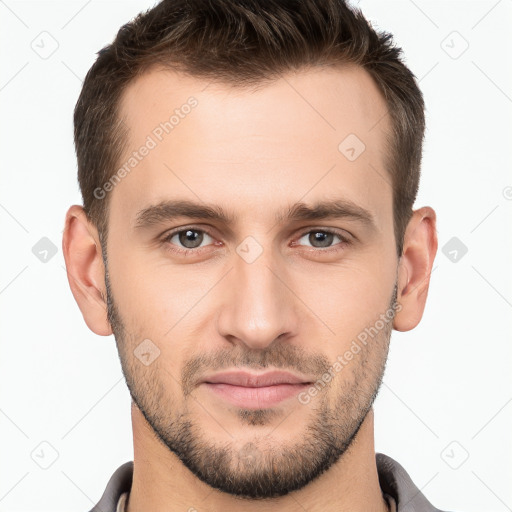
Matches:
[201,370,312,409]
[203,370,310,387]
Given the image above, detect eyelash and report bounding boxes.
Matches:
[160,226,352,257]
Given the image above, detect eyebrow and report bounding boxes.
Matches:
[134,198,377,232]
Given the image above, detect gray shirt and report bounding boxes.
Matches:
[89,452,449,511]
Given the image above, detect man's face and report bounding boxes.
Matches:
[105,65,399,498]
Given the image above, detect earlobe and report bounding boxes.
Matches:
[393,207,438,332]
[62,205,113,336]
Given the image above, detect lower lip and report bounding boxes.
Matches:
[202,382,310,409]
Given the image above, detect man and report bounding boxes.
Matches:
[62,0,443,510]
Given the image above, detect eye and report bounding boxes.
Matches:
[294,229,351,251]
[162,227,215,254]
[160,226,351,257]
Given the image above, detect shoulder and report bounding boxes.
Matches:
[376,453,452,512]
[88,461,134,512]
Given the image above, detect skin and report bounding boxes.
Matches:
[63,64,437,512]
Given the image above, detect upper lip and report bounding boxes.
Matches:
[202,370,311,387]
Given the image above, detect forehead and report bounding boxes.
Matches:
[119,63,389,145]
[112,64,392,230]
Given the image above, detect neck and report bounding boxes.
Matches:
[126,403,388,512]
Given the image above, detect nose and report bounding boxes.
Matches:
[216,244,299,350]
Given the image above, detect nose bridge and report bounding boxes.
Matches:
[217,239,296,349]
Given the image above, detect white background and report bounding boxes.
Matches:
[1,1,511,511]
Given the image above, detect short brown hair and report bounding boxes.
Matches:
[74,0,425,256]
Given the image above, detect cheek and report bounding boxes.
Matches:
[298,258,395,339]
[107,248,216,346]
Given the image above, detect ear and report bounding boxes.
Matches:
[62,205,112,336]
[393,206,438,332]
